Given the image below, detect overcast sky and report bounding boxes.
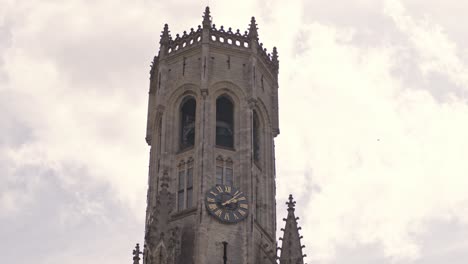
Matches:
[2,0,468,263]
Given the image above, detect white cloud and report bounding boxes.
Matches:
[276,1,468,262]
[384,0,468,89]
[2,0,468,264]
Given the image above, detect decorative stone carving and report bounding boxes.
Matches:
[144,172,176,264]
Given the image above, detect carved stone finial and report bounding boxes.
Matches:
[287,194,296,210]
[132,243,143,264]
[149,56,158,81]
[203,6,212,28]
[248,16,258,40]
[272,47,279,72]
[160,24,171,45]
[272,47,278,62]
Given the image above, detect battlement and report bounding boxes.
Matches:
[154,7,279,77]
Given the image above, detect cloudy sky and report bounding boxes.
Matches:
[2,0,468,263]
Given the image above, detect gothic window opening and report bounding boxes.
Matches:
[157,116,163,173]
[180,98,196,150]
[215,156,233,186]
[253,110,260,162]
[216,96,234,148]
[177,158,194,211]
[255,175,260,221]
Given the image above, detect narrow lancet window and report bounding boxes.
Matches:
[177,158,194,211]
[215,156,233,186]
[186,159,194,208]
[180,98,196,150]
[216,96,234,148]
[177,161,186,211]
[225,159,233,186]
[253,110,260,162]
[216,156,224,185]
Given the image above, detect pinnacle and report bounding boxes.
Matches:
[160,24,171,45]
[202,6,211,28]
[279,195,306,264]
[272,47,279,61]
[287,194,296,210]
[248,16,258,40]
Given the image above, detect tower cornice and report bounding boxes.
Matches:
[154,7,279,79]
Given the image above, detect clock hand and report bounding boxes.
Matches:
[222,197,235,206]
[222,193,242,206]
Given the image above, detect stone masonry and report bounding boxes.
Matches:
[136,7,303,264]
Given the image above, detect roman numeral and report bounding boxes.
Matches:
[240,204,248,209]
[216,186,223,193]
[224,186,231,193]
[238,209,246,216]
[207,197,215,203]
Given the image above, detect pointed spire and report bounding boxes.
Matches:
[248,16,258,40]
[132,243,142,264]
[272,47,279,63]
[203,6,212,29]
[160,24,170,45]
[279,195,305,264]
[272,46,279,74]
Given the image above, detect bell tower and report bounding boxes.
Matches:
[142,7,279,264]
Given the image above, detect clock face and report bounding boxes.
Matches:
[205,185,249,223]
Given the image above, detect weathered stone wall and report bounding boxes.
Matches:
[143,8,279,264]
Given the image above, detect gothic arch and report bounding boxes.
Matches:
[153,241,168,264]
[210,81,245,150]
[215,94,234,148]
[166,83,200,153]
[179,96,196,150]
[166,83,200,104]
[210,80,246,105]
[253,98,272,130]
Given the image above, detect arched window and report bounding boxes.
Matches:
[180,97,196,150]
[253,110,260,162]
[216,96,234,148]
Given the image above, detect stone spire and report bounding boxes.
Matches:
[272,46,279,73]
[248,16,258,40]
[160,24,170,45]
[132,243,142,264]
[278,195,306,264]
[202,6,211,29]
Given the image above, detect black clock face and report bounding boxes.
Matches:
[205,185,249,223]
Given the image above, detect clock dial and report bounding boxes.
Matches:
[205,185,249,223]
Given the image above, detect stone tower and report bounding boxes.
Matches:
[142,7,280,264]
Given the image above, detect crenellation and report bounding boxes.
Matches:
[167,26,203,56]
[154,11,278,80]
